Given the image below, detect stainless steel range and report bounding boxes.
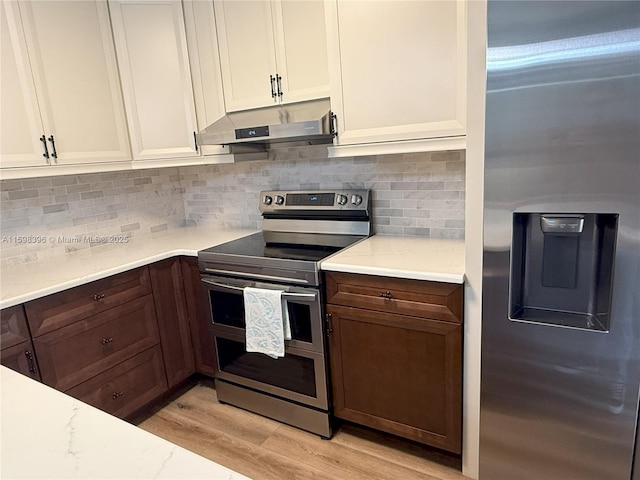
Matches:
[198,190,371,437]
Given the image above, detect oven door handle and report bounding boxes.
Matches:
[201,279,317,300]
[203,268,309,285]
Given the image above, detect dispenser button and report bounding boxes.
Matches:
[541,215,585,234]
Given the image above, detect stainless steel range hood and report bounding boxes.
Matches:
[196,98,335,161]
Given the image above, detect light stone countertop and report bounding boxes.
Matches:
[320,235,465,283]
[1,229,465,310]
[0,366,251,480]
[0,226,257,309]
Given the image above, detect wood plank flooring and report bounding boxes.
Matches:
[137,382,467,480]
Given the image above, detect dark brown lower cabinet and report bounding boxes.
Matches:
[1,305,40,381]
[326,272,463,454]
[149,258,195,388]
[181,256,216,377]
[3,256,212,421]
[66,346,167,419]
[1,341,40,380]
[33,295,160,392]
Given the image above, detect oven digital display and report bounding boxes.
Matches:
[286,193,335,206]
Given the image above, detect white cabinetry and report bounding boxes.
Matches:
[109,0,200,162]
[326,0,467,156]
[215,0,329,112]
[0,0,131,169]
[182,0,230,158]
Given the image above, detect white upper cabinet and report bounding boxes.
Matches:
[214,0,329,112]
[182,0,231,158]
[326,0,467,154]
[1,0,131,169]
[272,1,329,105]
[109,0,199,161]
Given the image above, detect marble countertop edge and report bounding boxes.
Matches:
[0,226,257,310]
[320,262,465,284]
[0,366,251,480]
[1,248,194,309]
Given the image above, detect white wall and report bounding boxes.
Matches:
[463,1,487,478]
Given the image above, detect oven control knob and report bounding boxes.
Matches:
[275,195,285,205]
[337,194,348,205]
[351,194,363,206]
[263,195,273,205]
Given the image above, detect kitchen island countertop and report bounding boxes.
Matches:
[0,226,257,309]
[321,235,465,283]
[0,365,250,480]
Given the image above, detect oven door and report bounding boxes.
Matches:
[214,333,329,410]
[200,275,325,354]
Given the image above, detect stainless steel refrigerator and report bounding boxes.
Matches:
[480,1,640,479]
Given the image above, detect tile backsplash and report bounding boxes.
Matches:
[0,168,186,267]
[0,149,465,266]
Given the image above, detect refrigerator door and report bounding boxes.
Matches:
[480,1,640,479]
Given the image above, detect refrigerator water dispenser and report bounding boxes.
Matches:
[509,213,618,331]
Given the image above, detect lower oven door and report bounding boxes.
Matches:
[214,333,329,410]
[200,275,325,353]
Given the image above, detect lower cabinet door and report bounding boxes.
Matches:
[1,340,41,381]
[327,304,462,454]
[181,257,216,377]
[66,346,168,419]
[149,258,195,388]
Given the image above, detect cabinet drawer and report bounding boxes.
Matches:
[325,272,463,323]
[66,346,168,419]
[25,267,152,336]
[1,305,31,349]
[34,295,159,391]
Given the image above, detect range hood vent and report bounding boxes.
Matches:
[196,98,335,161]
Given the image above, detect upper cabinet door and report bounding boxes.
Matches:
[214,0,278,112]
[272,0,329,105]
[0,2,47,168]
[1,0,131,168]
[109,0,199,161]
[182,0,230,157]
[214,0,329,112]
[327,0,467,147]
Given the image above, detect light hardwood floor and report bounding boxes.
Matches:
[138,382,467,480]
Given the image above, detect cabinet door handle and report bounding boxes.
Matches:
[101,337,114,345]
[193,131,198,152]
[93,293,105,301]
[111,391,124,400]
[276,74,283,98]
[270,74,276,99]
[380,291,393,299]
[25,350,38,376]
[325,313,333,335]
[47,135,58,162]
[39,135,50,162]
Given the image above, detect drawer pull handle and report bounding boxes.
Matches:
[93,293,106,301]
[380,291,393,299]
[112,391,124,400]
[101,337,114,345]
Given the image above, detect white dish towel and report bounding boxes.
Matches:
[243,287,291,358]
